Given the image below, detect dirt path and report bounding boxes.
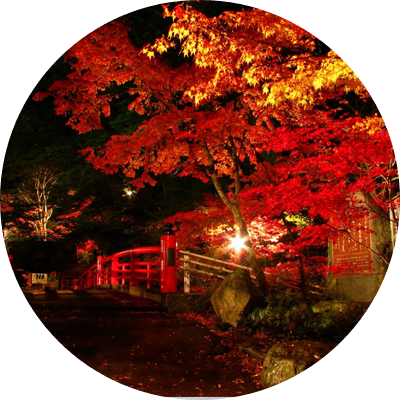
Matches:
[27,290,267,397]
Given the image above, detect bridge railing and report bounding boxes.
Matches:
[180,250,326,295]
[75,246,162,290]
[73,224,178,293]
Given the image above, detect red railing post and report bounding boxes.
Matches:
[96,252,104,286]
[129,252,140,286]
[0,230,6,292]
[160,223,177,293]
[111,255,119,285]
[146,263,151,289]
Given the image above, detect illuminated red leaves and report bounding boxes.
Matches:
[174,6,184,19]
[33,4,398,280]
[34,21,185,134]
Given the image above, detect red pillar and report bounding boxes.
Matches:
[96,254,104,286]
[0,230,6,292]
[111,255,120,285]
[160,223,177,293]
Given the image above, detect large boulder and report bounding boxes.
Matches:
[210,268,262,328]
[261,341,347,396]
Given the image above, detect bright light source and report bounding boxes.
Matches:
[229,234,246,252]
[124,187,136,197]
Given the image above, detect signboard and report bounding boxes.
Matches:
[32,273,48,284]
[331,214,373,271]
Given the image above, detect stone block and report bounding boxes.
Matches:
[211,269,262,328]
[327,274,384,303]
[261,341,347,396]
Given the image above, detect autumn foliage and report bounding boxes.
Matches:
[34,3,398,292]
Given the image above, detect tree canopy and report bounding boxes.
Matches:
[1,4,214,268]
[37,0,400,292]
[18,2,400,290]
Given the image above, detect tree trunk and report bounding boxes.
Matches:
[202,141,268,295]
[231,202,268,296]
[209,172,268,294]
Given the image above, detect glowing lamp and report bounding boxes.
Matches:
[229,234,246,252]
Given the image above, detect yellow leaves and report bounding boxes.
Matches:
[43,0,400,172]
[312,76,325,91]
[312,52,363,95]
[168,25,190,41]
[243,68,260,87]
[313,0,400,97]
[158,7,365,112]
[243,53,255,64]
[141,47,155,59]
[161,4,171,18]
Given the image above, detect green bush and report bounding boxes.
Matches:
[243,294,366,342]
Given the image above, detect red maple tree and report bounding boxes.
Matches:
[34,4,398,293]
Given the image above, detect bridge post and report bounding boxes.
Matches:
[160,223,177,293]
[111,255,120,285]
[0,229,6,292]
[96,252,104,286]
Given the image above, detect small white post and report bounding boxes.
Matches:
[183,254,190,293]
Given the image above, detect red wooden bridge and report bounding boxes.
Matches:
[0,224,177,304]
[60,224,178,296]
[58,223,323,300]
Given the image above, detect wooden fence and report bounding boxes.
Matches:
[179,250,325,295]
